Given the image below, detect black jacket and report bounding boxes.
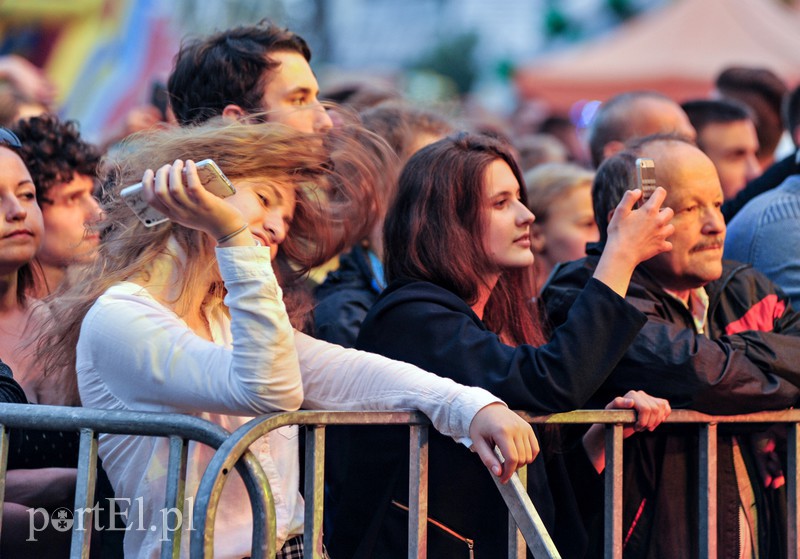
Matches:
[314,246,382,348]
[325,276,646,558]
[542,247,800,558]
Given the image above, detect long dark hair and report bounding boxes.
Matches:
[384,132,546,346]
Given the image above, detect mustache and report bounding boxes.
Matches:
[691,237,725,252]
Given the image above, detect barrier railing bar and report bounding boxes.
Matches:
[192,411,429,559]
[529,409,800,424]
[0,424,7,543]
[304,425,326,559]
[604,423,623,559]
[409,424,429,559]
[508,460,527,559]
[789,423,799,559]
[71,428,98,559]
[161,435,189,559]
[699,423,718,559]
[492,462,559,557]
[0,403,269,559]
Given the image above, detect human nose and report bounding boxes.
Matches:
[702,206,725,235]
[264,209,288,246]
[744,154,762,182]
[517,200,535,226]
[4,197,26,222]
[313,101,333,133]
[84,194,102,222]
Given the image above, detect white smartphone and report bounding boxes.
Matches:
[120,159,236,227]
[635,158,657,209]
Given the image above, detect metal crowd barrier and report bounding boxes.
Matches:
[0,402,271,559]
[520,408,800,559]
[194,408,800,559]
[3,404,800,558]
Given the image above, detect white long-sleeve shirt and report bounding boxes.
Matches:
[77,244,501,558]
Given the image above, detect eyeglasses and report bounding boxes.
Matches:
[0,128,21,149]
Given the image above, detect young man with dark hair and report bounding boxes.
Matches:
[725,85,800,310]
[722,83,800,221]
[681,98,761,201]
[167,19,333,133]
[715,66,788,170]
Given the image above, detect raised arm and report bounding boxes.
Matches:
[594,187,674,297]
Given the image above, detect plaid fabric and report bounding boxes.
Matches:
[270,535,331,559]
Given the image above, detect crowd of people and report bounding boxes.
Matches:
[1,16,799,559]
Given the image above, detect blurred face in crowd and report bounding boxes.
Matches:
[641,141,726,299]
[631,97,697,142]
[37,174,102,268]
[260,51,333,134]
[531,184,599,275]
[696,119,761,200]
[482,159,535,275]
[0,147,43,274]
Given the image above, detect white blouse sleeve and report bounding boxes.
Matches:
[294,331,503,445]
[77,245,302,415]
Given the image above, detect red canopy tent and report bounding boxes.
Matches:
[514,0,800,112]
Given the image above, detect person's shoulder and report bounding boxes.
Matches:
[376,278,467,309]
[541,255,598,294]
[714,259,779,296]
[83,282,164,330]
[733,174,800,228]
[315,249,373,300]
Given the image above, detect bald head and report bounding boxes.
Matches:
[588,92,696,168]
[594,136,725,294]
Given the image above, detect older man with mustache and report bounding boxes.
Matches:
[541,134,800,558]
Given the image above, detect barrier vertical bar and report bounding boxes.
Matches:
[71,428,98,559]
[789,423,799,559]
[304,425,326,559]
[408,424,428,558]
[0,424,7,542]
[699,423,717,559]
[508,463,527,559]
[161,435,189,559]
[604,423,623,559]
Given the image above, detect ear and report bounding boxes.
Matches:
[602,141,625,162]
[221,104,248,122]
[531,223,546,254]
[605,209,616,230]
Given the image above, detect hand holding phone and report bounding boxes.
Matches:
[121,159,236,227]
[635,158,657,209]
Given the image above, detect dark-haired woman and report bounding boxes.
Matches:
[327,133,674,557]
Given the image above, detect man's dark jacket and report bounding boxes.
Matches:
[541,245,800,558]
[314,246,381,348]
